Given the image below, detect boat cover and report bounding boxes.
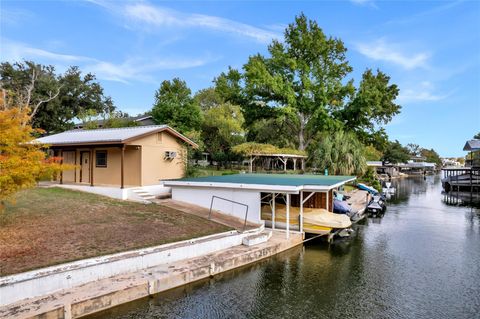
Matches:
[357,183,379,194]
[333,199,351,214]
[261,204,351,229]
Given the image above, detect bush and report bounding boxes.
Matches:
[358,166,382,191]
[186,166,239,177]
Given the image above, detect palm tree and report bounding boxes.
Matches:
[310,131,366,175]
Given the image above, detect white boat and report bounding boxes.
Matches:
[261,204,351,235]
[357,183,379,194]
[382,182,396,194]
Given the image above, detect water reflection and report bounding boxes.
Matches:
[442,190,480,208]
[385,175,439,205]
[88,176,480,319]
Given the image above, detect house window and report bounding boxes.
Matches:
[96,150,107,167]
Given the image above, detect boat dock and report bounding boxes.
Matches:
[442,138,480,192]
[442,167,480,192]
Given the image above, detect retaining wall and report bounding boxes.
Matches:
[0,230,302,319]
[0,229,258,306]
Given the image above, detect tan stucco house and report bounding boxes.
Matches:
[36,125,197,189]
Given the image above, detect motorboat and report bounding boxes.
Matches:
[366,195,387,216]
[357,183,379,195]
[333,191,351,201]
[333,199,352,215]
[382,181,396,195]
[261,204,352,235]
[333,191,366,222]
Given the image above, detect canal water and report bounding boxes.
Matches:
[89,176,480,319]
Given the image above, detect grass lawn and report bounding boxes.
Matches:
[343,184,357,192]
[188,166,240,177]
[0,187,231,276]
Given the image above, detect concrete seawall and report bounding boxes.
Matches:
[1,229,257,306]
[1,230,302,319]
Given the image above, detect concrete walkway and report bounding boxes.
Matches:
[154,199,262,232]
[0,230,302,319]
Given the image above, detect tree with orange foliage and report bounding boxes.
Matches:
[0,94,65,210]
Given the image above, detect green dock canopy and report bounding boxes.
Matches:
[174,173,355,187]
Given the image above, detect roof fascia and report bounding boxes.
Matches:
[40,141,125,147]
[163,181,300,193]
[124,126,198,148]
[301,177,357,191]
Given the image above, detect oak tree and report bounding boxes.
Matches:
[0,61,114,133]
[243,13,353,151]
[201,102,245,155]
[151,78,202,134]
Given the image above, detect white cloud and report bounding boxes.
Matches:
[264,23,288,32]
[0,38,216,83]
[350,0,372,3]
[385,0,464,26]
[1,38,93,63]
[91,1,280,43]
[356,39,430,70]
[87,56,217,84]
[350,0,378,9]
[0,8,34,26]
[397,81,451,103]
[397,90,448,103]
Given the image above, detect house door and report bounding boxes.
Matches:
[62,151,75,182]
[80,151,90,183]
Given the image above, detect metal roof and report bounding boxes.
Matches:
[366,161,383,167]
[463,139,480,151]
[252,153,307,158]
[73,115,154,128]
[164,173,356,192]
[35,125,198,147]
[398,162,436,168]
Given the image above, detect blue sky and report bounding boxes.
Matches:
[1,0,479,157]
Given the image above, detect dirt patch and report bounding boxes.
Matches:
[0,187,231,276]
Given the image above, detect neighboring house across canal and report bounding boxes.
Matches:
[73,115,155,129]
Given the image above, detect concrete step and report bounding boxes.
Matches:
[135,192,150,196]
[132,190,148,194]
[130,188,157,201]
[242,231,272,247]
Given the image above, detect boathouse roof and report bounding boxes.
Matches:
[164,173,356,192]
[463,139,480,151]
